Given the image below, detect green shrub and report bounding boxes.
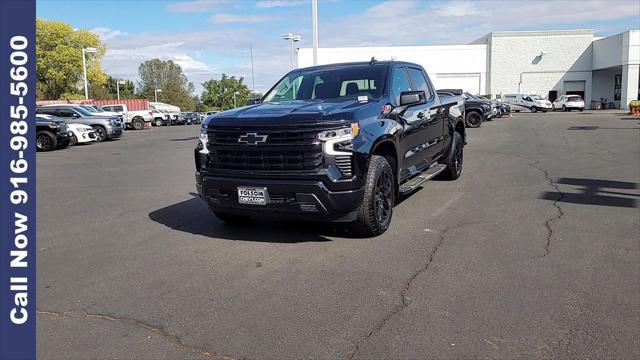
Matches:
[629,100,640,109]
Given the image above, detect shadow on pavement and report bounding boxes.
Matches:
[148,193,355,242]
[169,136,198,141]
[541,178,639,208]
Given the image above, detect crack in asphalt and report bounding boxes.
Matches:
[345,222,480,359]
[528,162,565,257]
[37,308,236,359]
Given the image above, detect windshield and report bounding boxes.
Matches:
[263,64,387,103]
[73,107,94,116]
[530,95,542,100]
[464,92,479,100]
[567,96,582,101]
[80,105,98,112]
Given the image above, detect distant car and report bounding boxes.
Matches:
[552,95,585,112]
[100,104,152,130]
[503,94,552,113]
[183,112,200,125]
[36,105,123,142]
[35,115,72,151]
[151,110,170,126]
[37,114,96,146]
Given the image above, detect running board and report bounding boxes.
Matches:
[399,164,447,194]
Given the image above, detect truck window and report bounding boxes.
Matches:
[391,67,411,105]
[406,67,432,100]
[264,64,387,103]
[114,106,124,112]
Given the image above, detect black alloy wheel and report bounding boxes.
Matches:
[69,133,78,146]
[562,105,567,112]
[466,111,483,128]
[36,131,56,151]
[531,106,538,113]
[374,168,393,227]
[93,126,107,142]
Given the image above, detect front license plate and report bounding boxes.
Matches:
[237,187,268,205]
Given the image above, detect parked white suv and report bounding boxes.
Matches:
[552,95,585,112]
[100,104,152,130]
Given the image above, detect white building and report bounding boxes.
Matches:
[298,29,640,109]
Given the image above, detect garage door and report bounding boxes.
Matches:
[432,73,481,94]
[564,80,585,92]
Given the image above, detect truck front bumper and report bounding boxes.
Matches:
[196,173,364,221]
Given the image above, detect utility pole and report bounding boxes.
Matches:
[312,0,318,65]
[250,43,255,92]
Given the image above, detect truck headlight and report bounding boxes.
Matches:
[318,123,359,156]
[199,128,209,154]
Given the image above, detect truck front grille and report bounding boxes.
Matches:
[206,126,330,172]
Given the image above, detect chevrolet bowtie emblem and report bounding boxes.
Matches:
[238,132,268,145]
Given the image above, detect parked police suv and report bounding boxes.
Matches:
[195,61,466,236]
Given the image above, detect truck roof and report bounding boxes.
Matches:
[297,60,419,72]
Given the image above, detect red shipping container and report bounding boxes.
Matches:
[91,99,149,111]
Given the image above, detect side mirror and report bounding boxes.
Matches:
[246,98,261,106]
[72,113,80,118]
[400,90,426,107]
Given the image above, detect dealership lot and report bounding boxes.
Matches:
[36,112,639,359]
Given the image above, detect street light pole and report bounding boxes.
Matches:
[312,0,319,65]
[154,89,162,103]
[233,91,240,108]
[282,33,302,70]
[82,47,97,100]
[116,80,126,100]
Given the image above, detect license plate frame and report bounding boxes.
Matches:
[237,186,269,206]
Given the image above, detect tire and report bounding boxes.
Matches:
[496,109,503,118]
[579,109,583,112]
[36,131,57,151]
[531,106,538,113]
[352,155,394,237]
[154,118,163,126]
[562,105,567,112]
[132,118,145,130]
[465,111,483,128]
[213,211,250,225]
[552,105,556,112]
[440,132,463,180]
[69,134,78,146]
[92,125,107,142]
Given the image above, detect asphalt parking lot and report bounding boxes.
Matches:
[37,111,639,359]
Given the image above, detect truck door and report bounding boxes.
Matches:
[390,66,434,177]
[406,67,444,160]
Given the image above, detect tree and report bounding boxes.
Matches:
[137,59,195,110]
[201,74,252,111]
[36,18,107,99]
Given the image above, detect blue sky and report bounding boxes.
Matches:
[37,0,640,93]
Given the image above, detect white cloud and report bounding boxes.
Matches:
[256,0,307,8]
[166,0,230,13]
[99,28,293,94]
[318,0,639,47]
[208,13,281,24]
[91,27,128,41]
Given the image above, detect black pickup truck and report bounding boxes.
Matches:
[195,61,466,236]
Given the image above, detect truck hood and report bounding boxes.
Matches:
[207,99,376,127]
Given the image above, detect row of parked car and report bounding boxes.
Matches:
[436,89,511,128]
[34,103,219,152]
